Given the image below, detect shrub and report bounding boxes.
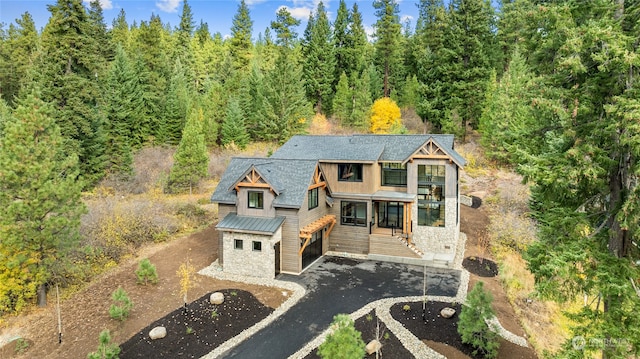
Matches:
[109,287,133,321]
[135,259,158,285]
[87,329,120,359]
[457,282,500,358]
[318,314,366,359]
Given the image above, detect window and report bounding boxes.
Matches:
[338,164,363,182]
[234,239,243,250]
[418,165,445,227]
[381,163,407,186]
[341,201,367,226]
[252,241,262,252]
[308,187,319,209]
[248,191,263,209]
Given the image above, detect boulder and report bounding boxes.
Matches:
[440,307,456,319]
[366,339,381,355]
[149,326,166,340]
[210,292,225,305]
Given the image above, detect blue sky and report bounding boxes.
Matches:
[1,0,420,39]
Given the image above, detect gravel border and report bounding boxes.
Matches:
[198,230,528,359]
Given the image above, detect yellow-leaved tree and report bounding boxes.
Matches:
[369,97,403,134]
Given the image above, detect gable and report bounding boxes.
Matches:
[405,137,465,167]
[232,166,278,195]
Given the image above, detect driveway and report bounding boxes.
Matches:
[221,256,461,358]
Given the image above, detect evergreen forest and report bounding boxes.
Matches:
[0,0,639,357]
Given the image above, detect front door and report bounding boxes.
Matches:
[302,230,323,269]
[377,202,403,229]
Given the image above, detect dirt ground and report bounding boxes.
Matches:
[0,224,289,359]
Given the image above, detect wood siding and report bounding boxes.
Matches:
[369,235,421,258]
[326,202,370,254]
[236,187,276,217]
[276,208,301,274]
[320,163,378,194]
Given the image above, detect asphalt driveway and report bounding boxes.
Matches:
[221,256,461,358]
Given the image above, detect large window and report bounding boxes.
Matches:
[308,187,319,209]
[338,164,363,182]
[341,201,367,226]
[381,163,407,186]
[248,191,264,209]
[418,165,445,227]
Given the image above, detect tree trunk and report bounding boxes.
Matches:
[38,283,47,307]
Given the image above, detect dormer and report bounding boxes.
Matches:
[231,165,278,217]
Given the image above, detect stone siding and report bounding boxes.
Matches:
[411,197,458,256]
[221,228,281,279]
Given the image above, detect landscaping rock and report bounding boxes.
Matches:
[149,326,166,340]
[210,292,225,305]
[366,339,381,355]
[440,307,456,319]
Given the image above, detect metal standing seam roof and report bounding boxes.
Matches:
[216,213,286,235]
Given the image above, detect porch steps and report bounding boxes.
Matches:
[369,234,422,259]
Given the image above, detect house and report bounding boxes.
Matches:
[210,134,466,278]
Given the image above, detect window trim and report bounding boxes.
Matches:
[340,201,367,227]
[248,190,264,209]
[234,239,243,250]
[417,164,446,227]
[338,163,363,182]
[381,162,407,186]
[252,240,262,252]
[308,187,319,209]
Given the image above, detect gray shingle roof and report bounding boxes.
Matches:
[216,213,285,234]
[271,134,466,166]
[211,157,318,209]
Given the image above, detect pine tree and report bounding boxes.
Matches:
[318,314,365,359]
[261,8,312,142]
[0,87,85,312]
[38,0,107,186]
[167,108,209,194]
[302,1,335,114]
[351,70,372,129]
[161,57,192,145]
[87,0,113,66]
[373,0,404,98]
[458,282,500,358]
[332,0,350,89]
[240,61,267,140]
[445,0,497,136]
[332,72,351,125]
[221,97,249,149]
[110,9,130,50]
[132,14,170,127]
[0,12,39,106]
[507,2,640,356]
[345,3,369,80]
[177,0,194,51]
[229,0,253,72]
[103,44,147,177]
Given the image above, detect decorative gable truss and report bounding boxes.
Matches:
[308,164,327,190]
[407,137,463,166]
[299,164,334,256]
[234,166,277,194]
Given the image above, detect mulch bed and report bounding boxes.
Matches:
[462,257,499,277]
[119,289,273,358]
[392,301,538,359]
[305,310,413,359]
